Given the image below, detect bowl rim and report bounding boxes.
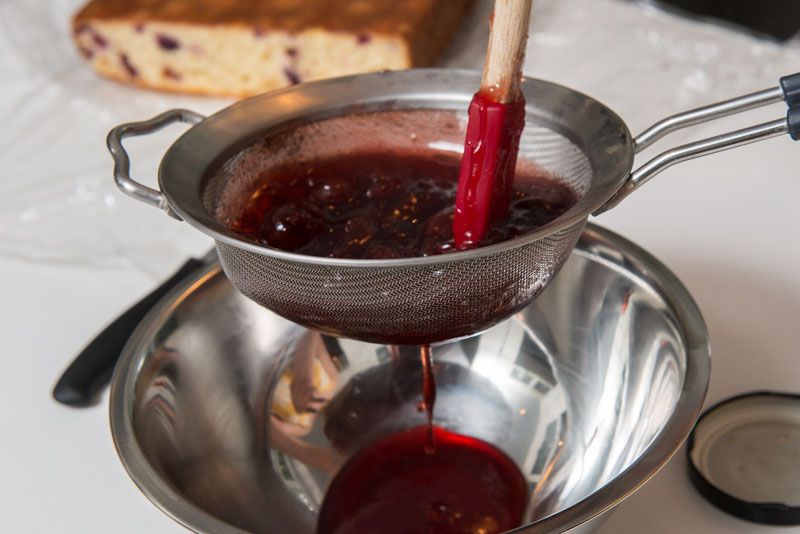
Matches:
[109,222,710,534]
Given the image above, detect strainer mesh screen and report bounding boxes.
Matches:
[205,109,591,344]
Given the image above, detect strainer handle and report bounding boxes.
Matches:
[107,109,205,219]
[596,74,800,214]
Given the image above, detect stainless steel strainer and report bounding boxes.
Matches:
[108,69,799,345]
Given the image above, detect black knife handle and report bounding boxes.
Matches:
[52,258,206,407]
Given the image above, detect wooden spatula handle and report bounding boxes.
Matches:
[481,0,533,104]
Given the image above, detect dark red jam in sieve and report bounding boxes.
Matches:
[317,425,528,534]
[227,150,576,258]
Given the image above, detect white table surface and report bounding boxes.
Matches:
[1,0,799,532]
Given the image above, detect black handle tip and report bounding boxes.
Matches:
[787,107,800,141]
[780,73,800,108]
[52,381,100,408]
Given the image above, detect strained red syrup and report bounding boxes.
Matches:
[227,151,576,258]
[317,426,528,534]
[318,345,526,533]
[419,345,436,452]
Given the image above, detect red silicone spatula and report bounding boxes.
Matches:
[453,0,533,248]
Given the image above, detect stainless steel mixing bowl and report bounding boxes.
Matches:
[109,224,710,533]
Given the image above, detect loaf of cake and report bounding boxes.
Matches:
[72,0,473,97]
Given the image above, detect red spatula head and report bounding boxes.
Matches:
[453,91,526,248]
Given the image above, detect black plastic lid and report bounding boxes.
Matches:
[687,391,800,525]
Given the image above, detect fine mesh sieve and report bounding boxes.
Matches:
[108,70,799,345]
[207,109,590,344]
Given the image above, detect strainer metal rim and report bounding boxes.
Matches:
[109,223,710,534]
[158,69,634,268]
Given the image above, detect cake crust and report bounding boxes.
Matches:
[72,0,473,97]
[74,0,463,35]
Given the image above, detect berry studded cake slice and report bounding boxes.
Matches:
[72,0,473,97]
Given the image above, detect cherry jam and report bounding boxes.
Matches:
[227,151,576,258]
[317,426,528,534]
